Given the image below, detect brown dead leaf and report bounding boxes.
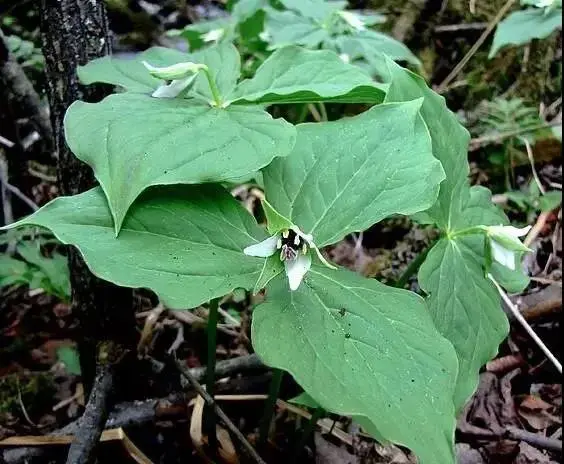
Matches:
[518,395,561,430]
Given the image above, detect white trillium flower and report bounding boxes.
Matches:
[339,53,351,64]
[244,226,334,291]
[486,225,532,270]
[142,61,207,98]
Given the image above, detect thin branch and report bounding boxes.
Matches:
[521,137,545,194]
[436,0,517,93]
[174,357,267,464]
[490,276,562,373]
[1,180,39,211]
[65,361,115,464]
[468,121,561,151]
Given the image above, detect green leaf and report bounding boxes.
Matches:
[261,199,294,234]
[0,255,32,287]
[3,185,268,309]
[381,58,471,231]
[289,392,320,409]
[264,8,330,49]
[78,47,192,92]
[174,18,234,51]
[538,191,562,212]
[56,345,82,376]
[232,0,269,22]
[64,93,295,233]
[263,100,445,247]
[17,242,71,300]
[489,8,562,58]
[190,42,241,103]
[336,30,421,68]
[229,46,386,105]
[418,237,508,412]
[253,255,284,294]
[253,266,457,464]
[280,0,346,20]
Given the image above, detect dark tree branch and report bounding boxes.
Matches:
[65,357,115,464]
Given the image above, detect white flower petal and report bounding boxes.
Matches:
[243,235,279,257]
[152,76,195,98]
[491,240,516,270]
[488,225,531,238]
[284,254,311,291]
[202,28,224,42]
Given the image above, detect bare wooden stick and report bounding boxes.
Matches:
[65,362,114,464]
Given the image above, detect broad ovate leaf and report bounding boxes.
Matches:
[229,46,386,105]
[78,47,194,93]
[263,8,330,49]
[253,266,458,464]
[381,58,471,231]
[336,30,421,68]
[64,93,295,233]
[263,100,445,247]
[489,7,562,58]
[418,237,508,412]
[3,185,267,309]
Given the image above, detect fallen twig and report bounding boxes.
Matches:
[174,357,267,464]
[65,361,115,464]
[490,276,562,373]
[436,0,517,93]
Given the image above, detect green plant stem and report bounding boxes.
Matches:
[394,245,432,288]
[258,368,284,447]
[203,68,222,107]
[291,407,326,460]
[205,298,219,451]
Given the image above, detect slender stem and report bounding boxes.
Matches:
[258,368,284,447]
[296,104,310,124]
[291,407,326,460]
[205,298,219,450]
[174,357,267,464]
[203,68,222,107]
[394,244,433,289]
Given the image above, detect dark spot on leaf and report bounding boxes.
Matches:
[338,308,346,317]
[345,333,351,339]
[411,379,415,383]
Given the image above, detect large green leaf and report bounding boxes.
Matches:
[65,93,295,233]
[3,185,267,309]
[253,266,458,464]
[262,100,445,247]
[380,59,529,410]
[263,7,330,49]
[78,42,241,104]
[279,0,346,21]
[229,46,386,104]
[78,47,193,93]
[418,237,507,412]
[381,58,471,231]
[489,7,562,58]
[336,30,421,68]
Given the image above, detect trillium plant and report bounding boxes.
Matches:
[3,38,531,463]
